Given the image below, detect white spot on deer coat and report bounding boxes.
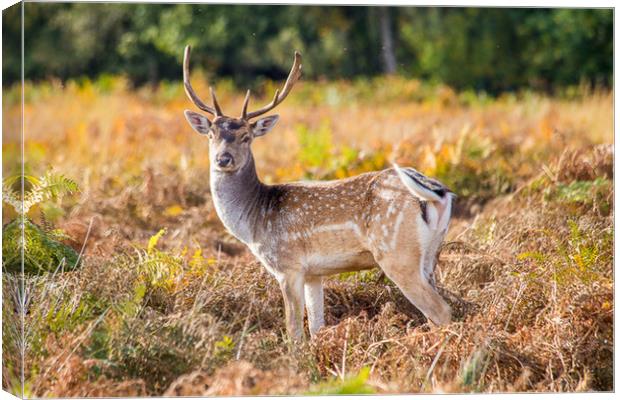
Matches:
[387,203,395,215]
[311,221,361,238]
[378,190,396,200]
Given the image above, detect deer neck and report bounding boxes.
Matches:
[210,154,265,244]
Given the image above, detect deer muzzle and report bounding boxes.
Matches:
[216,152,234,169]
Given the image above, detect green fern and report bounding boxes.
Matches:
[137,228,182,291]
[2,219,79,274]
[2,171,79,215]
[2,171,80,274]
[306,367,375,395]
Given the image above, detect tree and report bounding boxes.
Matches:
[2,4,612,93]
[378,7,397,74]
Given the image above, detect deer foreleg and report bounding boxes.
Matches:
[304,276,325,337]
[278,272,306,342]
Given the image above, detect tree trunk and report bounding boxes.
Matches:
[378,7,397,75]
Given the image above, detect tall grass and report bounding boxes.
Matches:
[2,76,613,396]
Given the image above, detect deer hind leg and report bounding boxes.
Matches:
[371,213,451,326]
[379,251,452,325]
[304,276,325,337]
[278,272,306,341]
[424,228,448,290]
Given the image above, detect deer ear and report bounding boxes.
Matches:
[184,110,212,135]
[251,115,279,137]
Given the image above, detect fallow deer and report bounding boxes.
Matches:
[182,46,455,341]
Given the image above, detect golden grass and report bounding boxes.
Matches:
[2,76,613,396]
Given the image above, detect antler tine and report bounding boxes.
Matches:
[183,45,218,116]
[240,89,251,119]
[245,51,302,119]
[209,87,223,116]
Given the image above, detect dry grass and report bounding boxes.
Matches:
[2,76,613,396]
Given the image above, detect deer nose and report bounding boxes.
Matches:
[216,152,234,168]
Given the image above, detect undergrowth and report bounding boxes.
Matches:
[2,171,80,274]
[1,78,613,396]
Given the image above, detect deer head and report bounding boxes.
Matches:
[183,45,302,172]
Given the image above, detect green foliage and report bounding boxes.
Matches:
[80,255,200,390]
[138,228,183,291]
[306,367,375,395]
[45,293,96,335]
[517,9,613,89]
[3,4,612,93]
[147,228,167,253]
[398,8,612,92]
[337,269,381,284]
[430,128,514,202]
[550,178,612,215]
[296,122,333,170]
[4,373,33,399]
[2,171,79,215]
[2,219,79,274]
[213,335,235,363]
[294,122,388,180]
[564,220,607,281]
[105,320,201,390]
[117,281,147,319]
[2,171,80,274]
[83,264,146,362]
[460,346,491,391]
[517,219,612,286]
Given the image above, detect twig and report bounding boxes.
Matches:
[73,216,95,269]
[235,302,254,360]
[340,321,350,381]
[541,163,557,184]
[503,281,527,331]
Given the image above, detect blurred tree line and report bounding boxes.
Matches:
[2,3,613,94]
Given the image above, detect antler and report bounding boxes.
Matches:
[242,51,302,120]
[183,45,223,117]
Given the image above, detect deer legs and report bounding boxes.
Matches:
[377,250,452,326]
[401,276,451,325]
[278,273,306,341]
[278,273,326,341]
[304,276,325,337]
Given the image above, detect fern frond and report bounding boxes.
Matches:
[2,171,80,215]
[2,174,39,188]
[40,209,54,231]
[2,219,79,274]
[39,172,79,199]
[2,181,22,214]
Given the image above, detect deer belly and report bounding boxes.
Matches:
[294,222,373,274]
[302,249,377,275]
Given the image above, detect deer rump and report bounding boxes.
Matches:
[392,164,453,233]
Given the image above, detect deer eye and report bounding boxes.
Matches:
[240,136,250,143]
